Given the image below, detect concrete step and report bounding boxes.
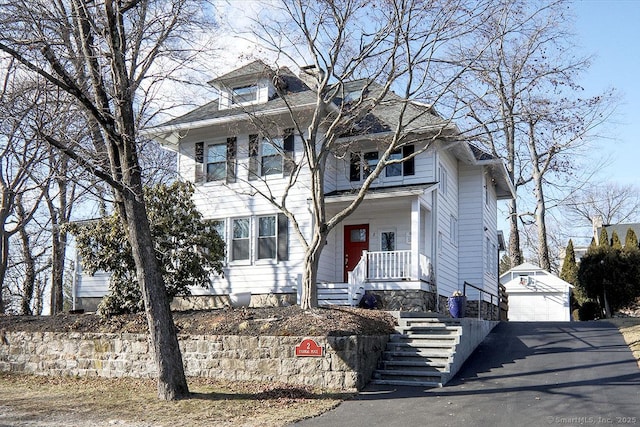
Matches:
[390,333,459,342]
[371,314,468,389]
[386,340,458,350]
[380,359,449,371]
[383,349,453,359]
[369,378,443,388]
[373,369,445,384]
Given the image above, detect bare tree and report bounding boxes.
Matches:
[0,66,49,313]
[565,182,640,227]
[218,0,500,309]
[0,0,215,400]
[451,0,614,269]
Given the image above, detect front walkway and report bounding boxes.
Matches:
[292,321,640,427]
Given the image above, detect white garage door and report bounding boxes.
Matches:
[508,292,567,321]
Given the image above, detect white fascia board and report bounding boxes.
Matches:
[325,185,435,204]
[141,102,317,140]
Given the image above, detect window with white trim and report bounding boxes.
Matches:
[232,217,250,261]
[381,230,396,252]
[257,216,277,260]
[231,85,258,104]
[438,163,448,195]
[350,151,378,181]
[206,143,226,181]
[261,137,284,176]
[450,215,458,246]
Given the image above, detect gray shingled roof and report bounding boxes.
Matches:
[210,59,273,85]
[160,70,313,128]
[155,64,448,134]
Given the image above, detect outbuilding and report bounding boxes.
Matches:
[500,263,573,322]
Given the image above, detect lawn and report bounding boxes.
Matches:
[0,374,351,426]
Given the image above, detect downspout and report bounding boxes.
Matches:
[432,152,440,312]
[71,254,78,311]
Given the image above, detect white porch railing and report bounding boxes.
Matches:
[354,250,432,282]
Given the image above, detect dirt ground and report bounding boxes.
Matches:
[0,305,397,336]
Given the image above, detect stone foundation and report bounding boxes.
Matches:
[77,294,297,313]
[465,299,499,320]
[372,289,437,312]
[0,331,388,391]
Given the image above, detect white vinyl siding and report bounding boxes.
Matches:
[434,151,459,297]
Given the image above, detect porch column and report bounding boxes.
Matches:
[410,199,421,279]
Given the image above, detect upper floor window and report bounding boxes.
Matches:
[231,85,258,104]
[249,131,295,179]
[385,150,403,177]
[206,143,227,181]
[350,151,378,181]
[352,145,415,181]
[438,163,448,195]
[261,137,284,176]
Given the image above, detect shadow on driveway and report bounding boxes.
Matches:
[293,321,640,427]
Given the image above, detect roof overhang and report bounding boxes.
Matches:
[325,182,437,204]
[142,102,318,151]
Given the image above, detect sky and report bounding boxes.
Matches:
[572,0,640,185]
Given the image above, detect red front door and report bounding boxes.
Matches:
[344,224,369,282]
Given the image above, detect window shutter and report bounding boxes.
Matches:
[248,134,259,180]
[403,145,415,176]
[283,128,295,176]
[195,141,204,182]
[349,152,361,181]
[277,213,289,261]
[226,137,237,183]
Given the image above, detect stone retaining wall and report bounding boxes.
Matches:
[0,331,388,391]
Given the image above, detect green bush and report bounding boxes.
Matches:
[69,182,225,317]
[578,301,601,321]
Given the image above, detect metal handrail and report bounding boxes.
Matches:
[463,281,500,320]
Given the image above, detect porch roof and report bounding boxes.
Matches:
[324,182,437,203]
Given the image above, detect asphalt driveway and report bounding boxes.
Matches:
[293,321,640,427]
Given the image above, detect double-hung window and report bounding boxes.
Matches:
[261,137,283,176]
[257,216,277,260]
[385,150,403,177]
[206,143,227,181]
[350,151,379,181]
[232,218,250,261]
[385,145,415,178]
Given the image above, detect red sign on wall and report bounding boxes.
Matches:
[295,338,324,357]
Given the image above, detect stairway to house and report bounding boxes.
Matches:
[370,313,462,388]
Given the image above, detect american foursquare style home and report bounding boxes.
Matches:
[73,60,514,315]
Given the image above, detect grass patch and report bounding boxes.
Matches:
[0,373,352,426]
[608,317,640,368]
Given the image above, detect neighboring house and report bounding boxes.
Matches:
[593,216,640,246]
[500,263,573,321]
[74,60,514,313]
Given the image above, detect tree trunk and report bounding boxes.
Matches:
[508,198,523,267]
[121,191,189,400]
[300,230,326,310]
[18,224,35,315]
[0,233,8,313]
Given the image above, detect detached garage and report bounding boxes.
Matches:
[500,263,573,322]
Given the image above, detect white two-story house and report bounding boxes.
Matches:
[74,60,514,314]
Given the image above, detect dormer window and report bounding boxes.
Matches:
[232,85,258,105]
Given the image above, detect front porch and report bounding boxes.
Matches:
[311,250,435,309]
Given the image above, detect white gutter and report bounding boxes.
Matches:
[141,102,318,138]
